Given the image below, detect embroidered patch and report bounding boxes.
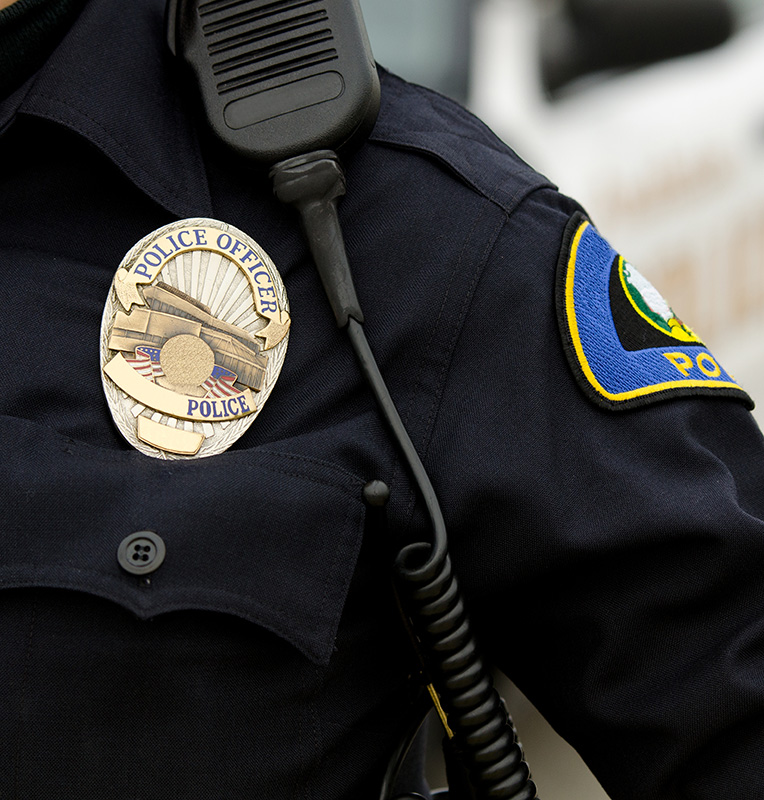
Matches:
[556,212,752,411]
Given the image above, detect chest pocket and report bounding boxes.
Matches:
[0,415,366,665]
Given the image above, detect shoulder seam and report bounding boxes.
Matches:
[368,136,554,217]
[370,75,554,215]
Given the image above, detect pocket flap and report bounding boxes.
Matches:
[0,417,366,664]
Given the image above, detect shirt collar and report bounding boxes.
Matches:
[13,0,212,219]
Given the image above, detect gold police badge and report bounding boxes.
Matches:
[100,218,290,458]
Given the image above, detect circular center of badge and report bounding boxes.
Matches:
[100,218,290,459]
[160,334,215,390]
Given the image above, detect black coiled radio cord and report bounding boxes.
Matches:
[271,151,537,800]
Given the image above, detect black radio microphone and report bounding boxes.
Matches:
[166,0,379,327]
[166,0,380,164]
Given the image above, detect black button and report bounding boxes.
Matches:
[117,531,166,575]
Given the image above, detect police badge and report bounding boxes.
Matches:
[100,219,290,458]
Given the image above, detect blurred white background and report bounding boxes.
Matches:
[359,1,764,796]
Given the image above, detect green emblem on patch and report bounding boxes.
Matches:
[619,260,700,344]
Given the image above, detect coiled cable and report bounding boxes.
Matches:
[394,542,536,800]
[348,320,537,800]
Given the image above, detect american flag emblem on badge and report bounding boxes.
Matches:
[126,347,164,382]
[202,365,242,398]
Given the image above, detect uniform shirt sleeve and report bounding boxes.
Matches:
[427,185,764,799]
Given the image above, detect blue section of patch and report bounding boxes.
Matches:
[557,216,752,410]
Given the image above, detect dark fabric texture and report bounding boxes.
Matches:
[0,0,88,97]
[2,1,764,799]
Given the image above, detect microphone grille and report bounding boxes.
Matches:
[197,0,339,97]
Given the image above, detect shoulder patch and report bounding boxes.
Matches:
[555,212,753,411]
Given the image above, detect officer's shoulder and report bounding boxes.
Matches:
[368,68,555,215]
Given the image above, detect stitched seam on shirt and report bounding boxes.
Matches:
[254,448,365,485]
[0,417,365,487]
[292,664,310,800]
[398,211,507,531]
[319,500,355,622]
[419,216,506,462]
[394,212,506,530]
[0,571,347,663]
[13,600,37,799]
[302,664,323,800]
[302,506,353,790]
[0,567,312,612]
[21,94,199,209]
[389,205,481,523]
[381,76,510,160]
[376,137,551,219]
[370,80,553,213]
[292,677,305,799]
[413,209,485,424]
[256,463,362,496]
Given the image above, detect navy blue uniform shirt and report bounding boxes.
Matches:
[2,0,764,798]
